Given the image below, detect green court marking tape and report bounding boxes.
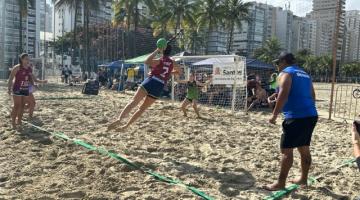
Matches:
[263,177,316,200]
[73,139,97,151]
[36,96,95,100]
[263,159,356,200]
[22,121,214,200]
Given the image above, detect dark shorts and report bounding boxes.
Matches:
[357,157,360,171]
[281,116,318,149]
[13,90,29,96]
[185,97,198,102]
[140,77,164,99]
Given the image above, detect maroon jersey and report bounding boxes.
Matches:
[150,56,174,83]
[13,66,32,92]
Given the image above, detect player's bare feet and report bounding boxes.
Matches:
[290,177,308,186]
[263,182,285,191]
[115,125,128,131]
[108,120,121,131]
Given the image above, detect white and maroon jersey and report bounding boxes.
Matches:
[149,56,174,83]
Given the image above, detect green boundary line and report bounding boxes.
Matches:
[263,159,356,200]
[36,96,96,100]
[23,121,214,200]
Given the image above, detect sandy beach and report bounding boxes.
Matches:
[0,81,359,200]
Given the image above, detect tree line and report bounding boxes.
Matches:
[255,37,360,81]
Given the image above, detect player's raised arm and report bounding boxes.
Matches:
[145,48,161,67]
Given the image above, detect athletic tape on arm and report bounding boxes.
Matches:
[22,121,214,200]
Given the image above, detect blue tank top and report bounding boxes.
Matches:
[281,66,318,119]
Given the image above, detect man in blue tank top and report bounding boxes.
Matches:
[264,53,318,191]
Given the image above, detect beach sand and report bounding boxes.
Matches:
[0,81,359,200]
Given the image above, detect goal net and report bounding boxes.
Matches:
[171,55,247,113]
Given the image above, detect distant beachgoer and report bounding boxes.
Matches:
[352,121,360,171]
[264,52,318,191]
[108,44,180,130]
[269,73,278,94]
[176,73,211,118]
[63,66,69,83]
[247,82,268,112]
[247,74,257,96]
[8,53,33,129]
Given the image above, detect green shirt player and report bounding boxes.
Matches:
[176,73,211,118]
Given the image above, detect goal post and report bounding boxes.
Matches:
[171,55,247,114]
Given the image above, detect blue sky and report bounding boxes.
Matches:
[244,0,360,17]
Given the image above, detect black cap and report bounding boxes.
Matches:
[273,52,296,65]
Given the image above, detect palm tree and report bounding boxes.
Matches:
[161,0,196,35]
[303,55,318,75]
[113,0,155,56]
[17,0,34,54]
[83,0,107,72]
[253,37,281,64]
[295,49,312,67]
[196,0,225,54]
[223,0,251,54]
[318,55,332,79]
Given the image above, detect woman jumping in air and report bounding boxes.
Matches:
[176,73,211,118]
[108,44,179,131]
[8,54,33,129]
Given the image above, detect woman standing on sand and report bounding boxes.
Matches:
[108,44,180,131]
[176,73,211,118]
[7,54,33,129]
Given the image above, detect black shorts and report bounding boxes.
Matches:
[13,90,29,96]
[356,157,360,171]
[185,97,198,102]
[140,77,164,99]
[281,116,318,149]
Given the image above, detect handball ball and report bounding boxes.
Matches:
[156,38,167,49]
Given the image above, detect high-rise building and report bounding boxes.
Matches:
[291,16,318,53]
[54,0,112,39]
[0,0,41,78]
[40,0,52,32]
[309,0,346,59]
[258,3,293,52]
[273,7,293,52]
[0,0,5,76]
[343,10,360,62]
[231,2,293,57]
[232,3,266,57]
[207,28,228,55]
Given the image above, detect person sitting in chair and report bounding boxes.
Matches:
[247,82,268,112]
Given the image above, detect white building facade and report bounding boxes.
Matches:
[54,0,112,39]
[231,2,266,57]
[0,0,41,78]
[343,10,360,62]
[310,0,346,59]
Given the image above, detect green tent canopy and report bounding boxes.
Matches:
[124,51,190,65]
[125,53,163,65]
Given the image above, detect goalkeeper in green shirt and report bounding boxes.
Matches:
[176,73,211,118]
